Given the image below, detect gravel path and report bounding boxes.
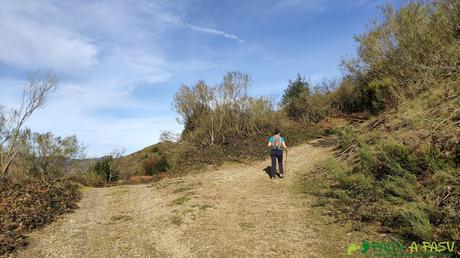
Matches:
[14,142,365,258]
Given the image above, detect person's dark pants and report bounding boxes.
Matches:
[270,149,283,178]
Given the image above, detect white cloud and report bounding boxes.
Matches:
[0,1,99,73]
[239,0,334,15]
[0,0,181,156]
[139,0,246,44]
[187,24,245,44]
[273,0,332,9]
[0,0,248,156]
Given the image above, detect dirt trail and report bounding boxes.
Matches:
[14,142,372,258]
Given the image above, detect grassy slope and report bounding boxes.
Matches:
[117,141,178,176]
[310,85,459,243]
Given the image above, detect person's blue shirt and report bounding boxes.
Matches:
[268,136,285,143]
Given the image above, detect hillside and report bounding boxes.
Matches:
[117,141,178,177]
[309,85,459,242]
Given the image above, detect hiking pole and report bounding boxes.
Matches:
[285,149,288,175]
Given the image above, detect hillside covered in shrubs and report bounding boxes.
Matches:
[304,0,459,243]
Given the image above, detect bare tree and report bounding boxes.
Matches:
[0,70,57,179]
[173,71,253,147]
[109,148,125,180]
[159,130,180,142]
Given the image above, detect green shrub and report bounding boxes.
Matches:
[346,172,375,197]
[154,156,169,173]
[364,78,398,113]
[75,172,106,187]
[326,189,351,203]
[375,142,419,180]
[358,143,376,171]
[335,125,357,149]
[142,154,170,176]
[332,77,364,113]
[281,75,336,122]
[343,0,460,111]
[420,146,453,173]
[386,204,433,241]
[93,156,118,182]
[383,176,417,202]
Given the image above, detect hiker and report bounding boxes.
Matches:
[268,128,287,179]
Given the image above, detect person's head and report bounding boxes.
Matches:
[274,128,280,135]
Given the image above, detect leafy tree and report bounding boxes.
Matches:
[281,74,310,106]
[281,75,314,122]
[93,156,118,182]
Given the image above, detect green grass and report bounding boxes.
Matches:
[307,117,459,242]
[170,196,189,206]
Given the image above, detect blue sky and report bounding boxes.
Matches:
[0,0,403,157]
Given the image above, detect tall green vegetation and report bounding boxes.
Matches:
[281,75,339,122]
[282,74,311,121]
[93,156,118,182]
[308,0,460,242]
[342,0,460,113]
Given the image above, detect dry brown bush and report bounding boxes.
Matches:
[0,179,80,255]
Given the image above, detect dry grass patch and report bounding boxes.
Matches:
[170,196,189,206]
[110,214,133,223]
[173,186,194,193]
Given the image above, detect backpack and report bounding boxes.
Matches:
[272,135,283,150]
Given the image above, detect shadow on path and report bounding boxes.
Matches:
[263,166,282,178]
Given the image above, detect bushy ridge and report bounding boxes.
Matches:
[170,71,328,170]
[74,141,178,187]
[306,0,459,244]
